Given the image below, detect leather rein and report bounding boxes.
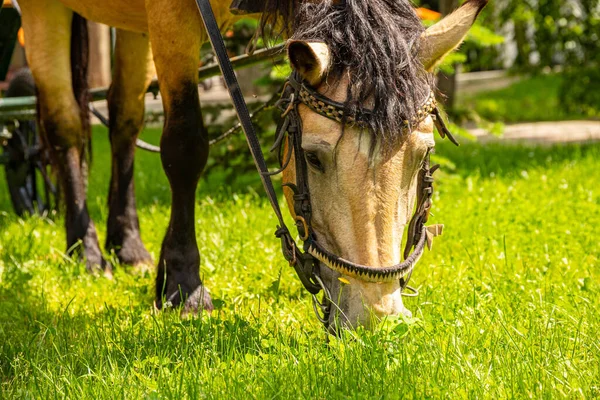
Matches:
[195,0,458,327]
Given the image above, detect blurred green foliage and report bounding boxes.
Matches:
[196,18,289,184]
[559,67,600,119]
[202,101,282,187]
[418,0,599,119]
[418,0,599,72]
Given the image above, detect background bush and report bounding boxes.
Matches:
[418,0,599,117]
[559,66,600,119]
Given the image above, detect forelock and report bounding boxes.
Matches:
[290,0,434,151]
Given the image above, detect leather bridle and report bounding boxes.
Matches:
[271,72,454,324]
[195,0,458,328]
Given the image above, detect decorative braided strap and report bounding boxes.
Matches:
[305,229,428,283]
[294,75,438,128]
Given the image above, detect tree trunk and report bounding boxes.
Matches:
[513,20,530,70]
[436,0,459,109]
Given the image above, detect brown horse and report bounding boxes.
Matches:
[18,0,486,327]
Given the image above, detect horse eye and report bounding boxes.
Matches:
[305,151,324,172]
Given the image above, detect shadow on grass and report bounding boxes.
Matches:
[0,259,295,382]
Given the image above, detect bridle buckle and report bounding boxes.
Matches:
[295,215,310,241]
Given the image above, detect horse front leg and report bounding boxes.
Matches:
[105,29,154,268]
[156,85,212,312]
[146,0,213,313]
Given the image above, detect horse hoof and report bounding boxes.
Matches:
[181,285,214,317]
[103,267,114,280]
[112,239,153,268]
[130,260,154,275]
[86,256,112,277]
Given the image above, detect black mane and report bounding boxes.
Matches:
[263,0,433,145]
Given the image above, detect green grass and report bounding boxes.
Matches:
[1,126,599,398]
[460,74,586,123]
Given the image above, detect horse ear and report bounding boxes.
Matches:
[418,0,488,71]
[287,41,331,86]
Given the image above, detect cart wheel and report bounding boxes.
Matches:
[2,68,58,216]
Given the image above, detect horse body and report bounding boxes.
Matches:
[18,0,486,328]
[45,0,246,33]
[56,0,148,32]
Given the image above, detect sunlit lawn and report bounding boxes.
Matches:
[1,126,599,398]
[460,74,587,123]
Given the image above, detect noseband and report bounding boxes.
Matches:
[271,72,456,325]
